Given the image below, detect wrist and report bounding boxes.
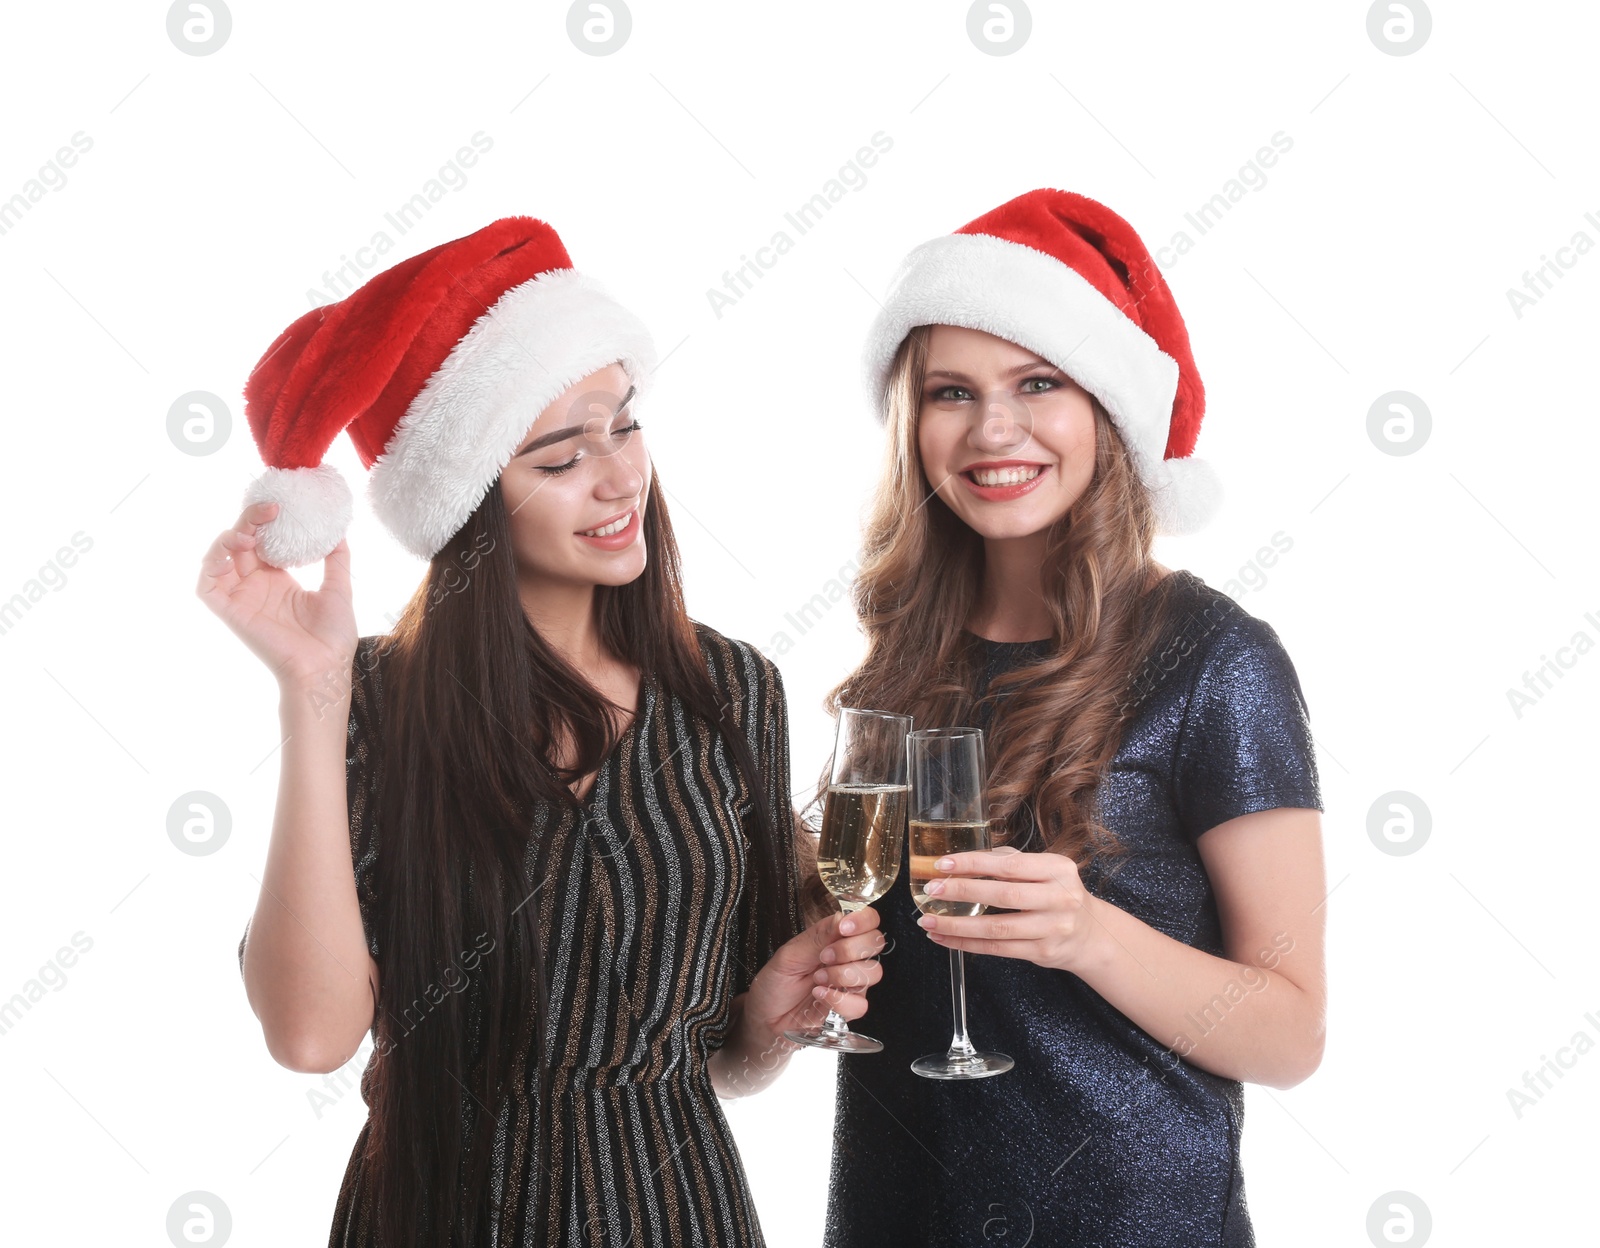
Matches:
[1067,892,1117,978]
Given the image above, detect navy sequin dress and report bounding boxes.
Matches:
[823,571,1324,1248]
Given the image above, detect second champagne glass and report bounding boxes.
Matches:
[907,726,1014,1080]
[783,707,912,1053]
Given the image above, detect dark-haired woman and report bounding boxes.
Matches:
[200,217,883,1247]
[818,190,1327,1247]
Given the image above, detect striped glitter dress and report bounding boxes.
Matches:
[239,622,803,1246]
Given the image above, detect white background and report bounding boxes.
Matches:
[1,1,1595,1244]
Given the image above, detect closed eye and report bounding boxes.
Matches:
[538,420,644,475]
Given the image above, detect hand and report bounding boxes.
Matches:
[195,500,358,693]
[741,906,886,1045]
[915,845,1103,974]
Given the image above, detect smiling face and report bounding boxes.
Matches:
[497,362,650,589]
[915,324,1097,541]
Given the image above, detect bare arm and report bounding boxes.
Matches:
[240,674,379,1073]
[918,807,1327,1089]
[1071,808,1326,1087]
[198,500,377,1074]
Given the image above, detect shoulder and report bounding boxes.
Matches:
[691,620,785,697]
[1125,572,1305,720]
[350,634,397,715]
[1154,573,1309,722]
[689,620,788,740]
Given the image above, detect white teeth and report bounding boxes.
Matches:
[582,511,632,538]
[970,465,1042,486]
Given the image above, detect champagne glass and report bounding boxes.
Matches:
[906,727,1014,1080]
[784,707,912,1053]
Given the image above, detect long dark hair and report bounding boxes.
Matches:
[357,466,791,1245]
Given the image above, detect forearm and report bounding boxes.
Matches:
[242,679,373,1072]
[709,995,800,1099]
[1075,894,1324,1089]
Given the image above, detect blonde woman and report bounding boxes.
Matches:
[817,189,1326,1247]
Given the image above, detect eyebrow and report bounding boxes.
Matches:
[513,384,637,456]
[923,359,1060,383]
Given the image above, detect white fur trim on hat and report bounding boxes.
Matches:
[242,463,353,569]
[367,268,657,562]
[862,232,1218,537]
[1147,453,1224,537]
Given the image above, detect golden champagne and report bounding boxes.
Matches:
[817,783,908,909]
[909,819,989,917]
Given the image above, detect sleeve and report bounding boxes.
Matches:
[1174,613,1324,840]
[731,647,806,998]
[237,636,384,976]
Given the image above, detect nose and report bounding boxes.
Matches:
[970,389,1032,454]
[590,432,645,499]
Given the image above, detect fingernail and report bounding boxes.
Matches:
[936,857,954,871]
[812,985,829,998]
[840,919,855,934]
[917,916,935,929]
[820,947,836,963]
[924,879,944,895]
[813,969,829,984]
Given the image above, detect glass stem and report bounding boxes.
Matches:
[946,947,977,1059]
[822,900,864,1038]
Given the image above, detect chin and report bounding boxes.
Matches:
[593,553,648,586]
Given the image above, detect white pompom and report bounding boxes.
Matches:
[242,463,353,568]
[1149,455,1224,537]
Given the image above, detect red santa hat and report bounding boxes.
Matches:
[241,216,656,567]
[862,188,1223,536]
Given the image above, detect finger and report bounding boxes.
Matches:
[320,536,352,598]
[925,933,1039,961]
[834,905,880,937]
[935,850,1063,881]
[918,909,1056,941]
[811,959,884,991]
[226,523,261,581]
[197,529,243,594]
[237,499,279,531]
[923,875,1057,911]
[819,928,888,965]
[811,983,871,1019]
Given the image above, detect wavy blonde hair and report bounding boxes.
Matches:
[813,323,1190,880]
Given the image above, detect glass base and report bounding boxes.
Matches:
[783,1025,884,1054]
[911,1050,1014,1080]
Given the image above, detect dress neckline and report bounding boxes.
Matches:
[570,669,654,810]
[961,628,1053,648]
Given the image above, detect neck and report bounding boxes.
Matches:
[518,576,607,671]
[968,531,1053,642]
